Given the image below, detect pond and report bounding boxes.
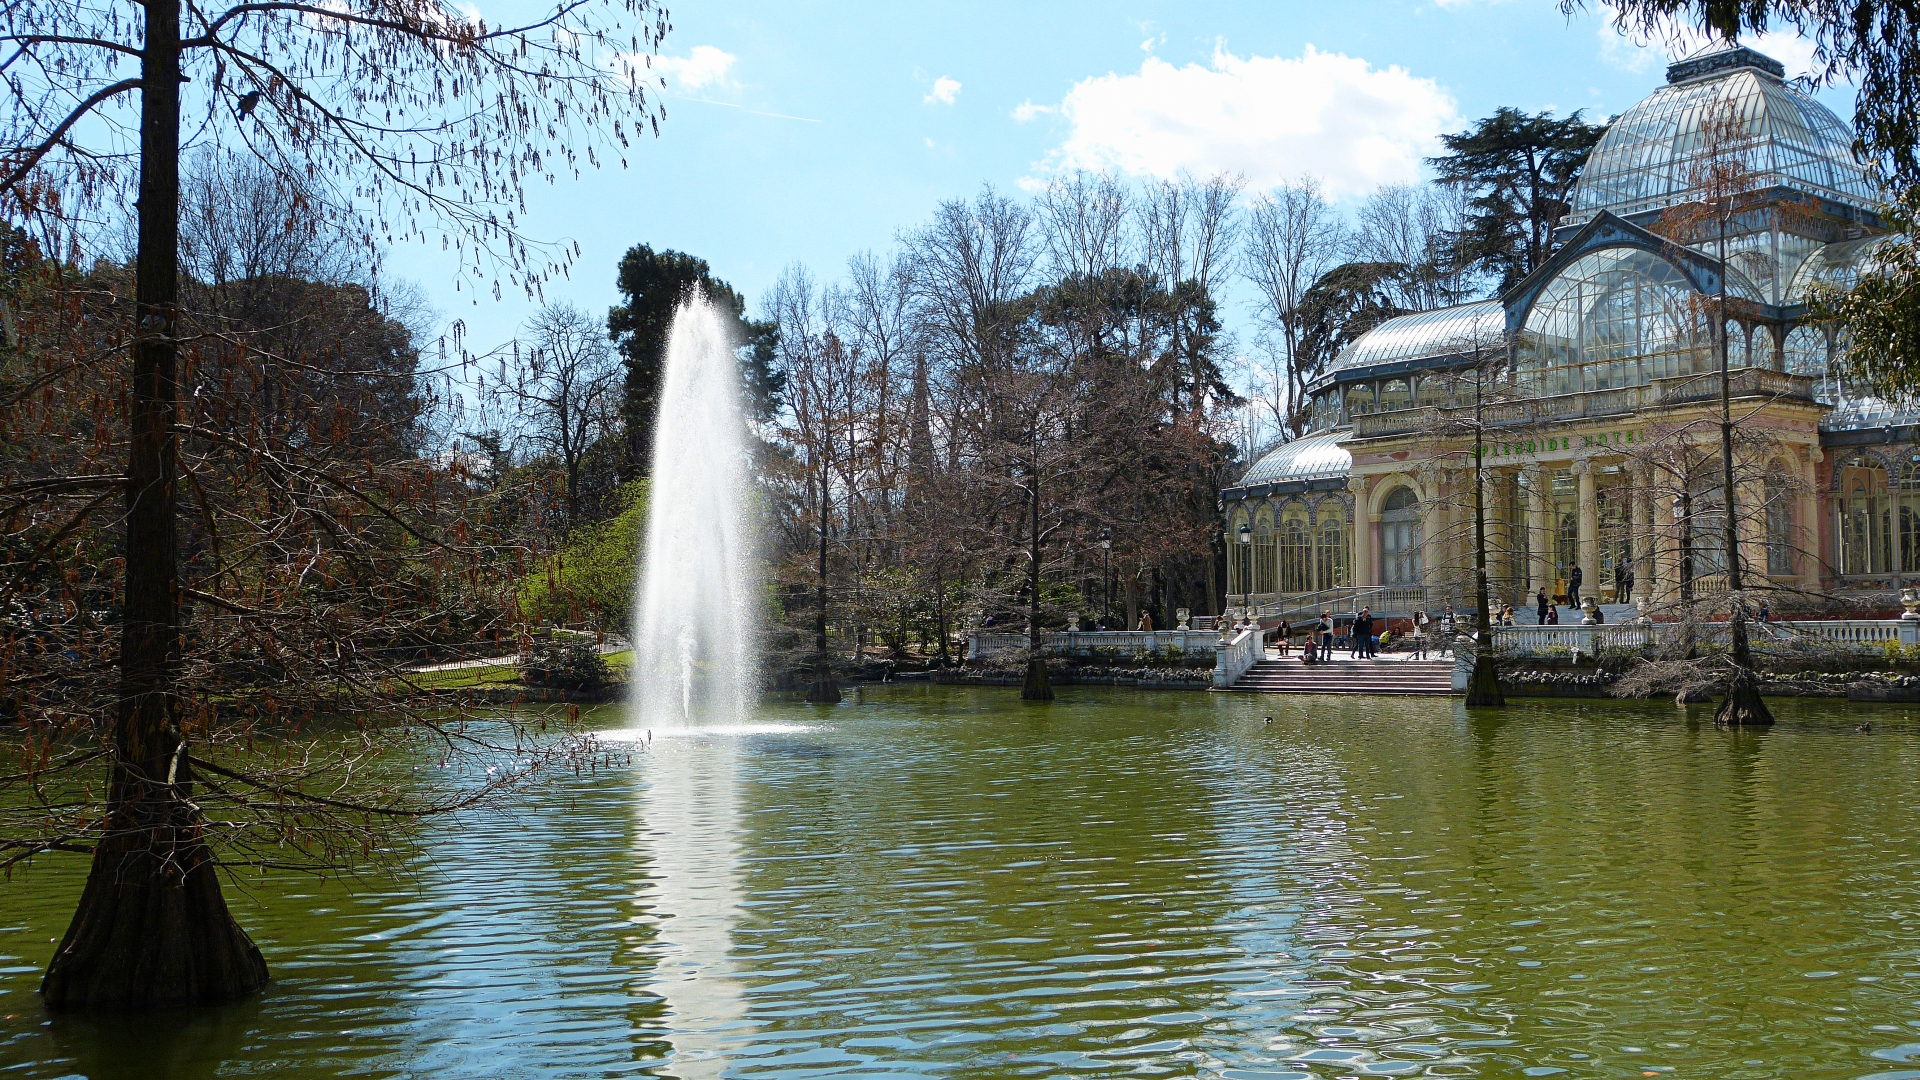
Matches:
[4,688,1920,1078]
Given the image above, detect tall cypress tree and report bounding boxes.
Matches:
[608,245,782,474]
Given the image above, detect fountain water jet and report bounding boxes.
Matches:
[632,294,758,728]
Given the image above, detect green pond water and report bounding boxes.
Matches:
[4,687,1920,1078]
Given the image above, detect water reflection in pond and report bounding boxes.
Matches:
[4,689,1920,1078]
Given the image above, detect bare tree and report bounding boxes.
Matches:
[1244,177,1350,437]
[1654,97,1778,726]
[1,0,664,1009]
[494,303,623,530]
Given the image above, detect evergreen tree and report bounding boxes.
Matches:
[608,245,782,474]
[1431,108,1608,291]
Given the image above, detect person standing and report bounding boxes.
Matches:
[1411,610,1428,660]
[1276,619,1292,657]
[1568,563,1583,609]
[1354,608,1373,659]
[1536,587,1550,625]
[1318,611,1334,660]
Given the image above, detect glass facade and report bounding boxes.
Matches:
[1518,247,1711,395]
[1227,42,1909,601]
[1565,64,1876,226]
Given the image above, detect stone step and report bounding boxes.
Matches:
[1222,657,1459,695]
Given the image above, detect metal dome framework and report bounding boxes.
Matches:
[1565,46,1877,228]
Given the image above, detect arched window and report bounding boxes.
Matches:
[1228,507,1252,596]
[1783,324,1828,378]
[1345,385,1375,417]
[1414,377,1450,409]
[1897,458,1920,574]
[1765,469,1794,577]
[1837,456,1887,576]
[1254,506,1277,596]
[1380,486,1423,586]
[1317,511,1349,590]
[1725,321,1749,367]
[1379,380,1412,412]
[1517,246,1708,395]
[1280,508,1310,594]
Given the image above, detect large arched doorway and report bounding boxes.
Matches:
[1380,486,1423,586]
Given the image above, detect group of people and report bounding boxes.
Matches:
[1275,606,1453,662]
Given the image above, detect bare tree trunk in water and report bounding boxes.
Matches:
[1465,362,1504,706]
[1712,222,1772,727]
[41,0,270,1008]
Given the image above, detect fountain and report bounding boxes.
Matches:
[631,293,758,729]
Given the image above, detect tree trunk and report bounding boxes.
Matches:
[1020,468,1051,701]
[1714,224,1772,727]
[42,0,270,1009]
[805,463,840,704]
[1465,379,1504,707]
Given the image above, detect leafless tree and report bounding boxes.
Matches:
[2,0,665,1009]
[493,303,623,530]
[1244,176,1351,437]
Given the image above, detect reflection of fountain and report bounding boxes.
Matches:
[632,735,749,1077]
[633,294,758,729]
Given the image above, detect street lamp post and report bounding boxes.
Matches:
[1238,523,1253,628]
[1099,529,1112,627]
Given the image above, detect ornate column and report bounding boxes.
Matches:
[1351,478,1372,588]
[1631,466,1656,607]
[1575,456,1599,598]
[1526,464,1551,600]
[1800,444,1823,589]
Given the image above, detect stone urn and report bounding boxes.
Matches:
[1580,596,1600,625]
[1176,607,1191,631]
[1903,588,1920,621]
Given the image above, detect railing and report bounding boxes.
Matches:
[1214,627,1264,688]
[1350,369,1816,440]
[1493,618,1917,656]
[966,629,1223,661]
[1254,585,1464,622]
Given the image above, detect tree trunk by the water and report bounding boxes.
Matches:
[1021,656,1054,701]
[1712,227,1770,728]
[1020,467,1050,701]
[1465,370,1504,706]
[42,0,270,1008]
[1715,603,1774,726]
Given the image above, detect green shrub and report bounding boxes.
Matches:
[519,480,647,632]
[520,634,612,691]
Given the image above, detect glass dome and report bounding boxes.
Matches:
[1565,43,1877,225]
[1239,430,1352,488]
[1334,300,1506,372]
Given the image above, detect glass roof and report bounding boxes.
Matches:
[1239,430,1352,488]
[1334,300,1506,372]
[1566,45,1877,225]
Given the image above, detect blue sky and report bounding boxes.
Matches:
[388,0,1854,369]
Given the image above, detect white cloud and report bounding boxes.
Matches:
[1594,6,1820,79]
[653,45,738,92]
[1011,100,1055,123]
[925,75,962,105]
[1025,45,1458,199]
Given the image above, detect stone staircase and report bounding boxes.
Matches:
[1510,603,1639,626]
[1217,656,1458,696]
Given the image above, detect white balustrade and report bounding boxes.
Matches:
[1492,618,1915,656]
[1213,627,1263,688]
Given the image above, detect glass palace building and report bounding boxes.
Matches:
[1223,41,1901,614]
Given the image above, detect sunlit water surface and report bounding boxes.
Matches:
[6,688,1920,1078]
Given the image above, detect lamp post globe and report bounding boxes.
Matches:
[1237,523,1253,628]
[1099,529,1112,624]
